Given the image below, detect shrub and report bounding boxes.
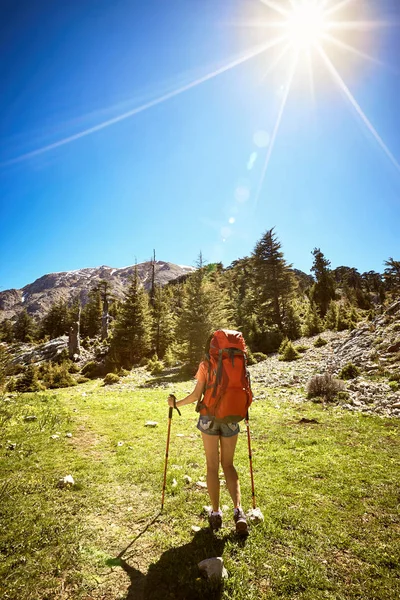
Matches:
[279,338,289,355]
[6,377,16,392]
[389,381,399,392]
[339,363,361,380]
[306,373,345,401]
[246,350,257,366]
[389,372,400,382]
[139,357,149,367]
[253,352,267,363]
[118,368,130,377]
[43,362,77,389]
[76,376,90,384]
[15,365,43,393]
[294,345,308,353]
[163,347,177,368]
[81,361,104,379]
[279,341,300,362]
[314,336,328,348]
[103,373,120,385]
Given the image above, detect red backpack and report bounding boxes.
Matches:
[197,329,253,423]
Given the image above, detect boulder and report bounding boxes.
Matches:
[198,557,228,582]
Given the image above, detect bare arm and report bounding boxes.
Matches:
[168,379,205,409]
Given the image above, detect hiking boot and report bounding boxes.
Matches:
[208,510,223,531]
[234,508,249,536]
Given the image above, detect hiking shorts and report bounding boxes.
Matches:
[197,416,240,437]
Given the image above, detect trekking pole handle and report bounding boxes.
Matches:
[168,394,181,417]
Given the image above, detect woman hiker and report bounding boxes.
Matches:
[167,331,250,536]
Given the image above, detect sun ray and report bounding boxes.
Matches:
[321,33,388,69]
[254,52,299,207]
[306,48,316,106]
[326,20,393,31]
[317,45,400,173]
[259,0,291,18]
[324,0,355,18]
[1,37,288,167]
[260,42,293,82]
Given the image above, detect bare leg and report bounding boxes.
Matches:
[220,434,241,508]
[201,433,220,511]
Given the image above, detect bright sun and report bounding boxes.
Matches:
[286,4,327,49]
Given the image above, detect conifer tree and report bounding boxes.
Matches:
[177,254,230,370]
[109,267,152,368]
[81,289,102,338]
[302,301,323,337]
[252,228,296,331]
[0,319,15,343]
[310,248,336,317]
[384,258,400,293]
[13,309,36,342]
[41,300,70,339]
[151,284,176,359]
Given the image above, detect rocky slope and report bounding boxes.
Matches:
[250,300,400,418]
[0,261,195,322]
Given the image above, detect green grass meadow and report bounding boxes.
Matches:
[1,371,399,599]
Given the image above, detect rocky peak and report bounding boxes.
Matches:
[0,261,195,322]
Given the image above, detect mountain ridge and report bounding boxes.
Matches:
[0,261,195,322]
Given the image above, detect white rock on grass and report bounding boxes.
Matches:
[171,478,178,488]
[57,475,75,488]
[198,557,228,582]
[145,421,158,427]
[196,481,207,489]
[183,475,192,484]
[247,507,265,523]
[191,525,201,533]
[65,433,73,438]
[23,415,37,422]
[50,435,60,440]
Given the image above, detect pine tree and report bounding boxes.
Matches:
[177,254,230,370]
[302,302,323,337]
[81,289,102,338]
[151,284,176,359]
[384,258,400,293]
[109,267,152,368]
[252,228,296,330]
[41,301,70,339]
[310,248,336,317]
[13,309,36,342]
[324,301,338,331]
[0,319,15,343]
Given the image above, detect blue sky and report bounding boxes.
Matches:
[1,0,400,291]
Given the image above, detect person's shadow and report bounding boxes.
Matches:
[117,527,243,600]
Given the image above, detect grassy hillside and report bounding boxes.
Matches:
[1,370,399,599]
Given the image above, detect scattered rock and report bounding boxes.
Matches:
[183,475,192,484]
[23,415,37,422]
[50,435,60,440]
[171,478,178,488]
[196,481,207,489]
[247,507,265,523]
[191,525,201,533]
[7,442,16,450]
[145,421,158,428]
[65,433,73,438]
[198,557,228,582]
[57,475,75,488]
[176,433,185,437]
[117,441,124,447]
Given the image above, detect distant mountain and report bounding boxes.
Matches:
[0,262,195,322]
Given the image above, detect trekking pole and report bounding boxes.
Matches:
[245,411,256,509]
[161,394,181,510]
